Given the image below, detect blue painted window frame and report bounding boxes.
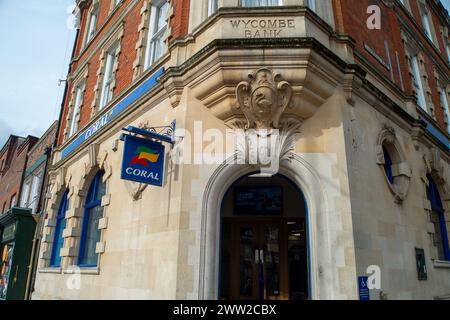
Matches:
[49,190,69,267]
[383,146,394,184]
[78,171,106,267]
[427,175,450,261]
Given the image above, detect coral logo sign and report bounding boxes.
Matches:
[121,135,165,187]
[130,146,160,166]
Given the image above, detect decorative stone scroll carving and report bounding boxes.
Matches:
[233,69,301,175]
[236,69,293,130]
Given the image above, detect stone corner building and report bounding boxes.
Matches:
[32,0,450,300]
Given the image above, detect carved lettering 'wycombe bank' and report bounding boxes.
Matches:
[229,18,295,38]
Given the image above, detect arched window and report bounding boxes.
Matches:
[50,190,69,267]
[383,146,394,184]
[78,171,106,267]
[427,175,450,261]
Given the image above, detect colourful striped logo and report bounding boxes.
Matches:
[129,146,160,167]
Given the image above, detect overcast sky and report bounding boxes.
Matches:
[0,1,449,147]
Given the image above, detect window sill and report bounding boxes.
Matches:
[63,267,100,275]
[39,267,62,274]
[433,260,450,269]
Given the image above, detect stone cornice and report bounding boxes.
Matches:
[162,37,365,81]
[160,37,366,124]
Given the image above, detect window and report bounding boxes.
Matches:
[444,37,450,63]
[439,85,450,133]
[10,194,16,209]
[28,172,42,214]
[399,0,411,11]
[50,191,69,268]
[308,0,316,12]
[144,1,169,69]
[241,0,281,6]
[383,146,394,184]
[427,175,450,261]
[208,0,218,16]
[418,2,434,43]
[99,44,119,110]
[69,83,84,137]
[409,54,427,111]
[85,5,99,45]
[421,12,432,40]
[78,171,106,267]
[20,180,30,207]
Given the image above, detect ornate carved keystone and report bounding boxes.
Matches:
[236,69,293,130]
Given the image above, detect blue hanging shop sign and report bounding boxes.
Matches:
[121,135,165,187]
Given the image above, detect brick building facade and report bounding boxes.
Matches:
[0,136,38,214]
[19,122,58,215]
[32,0,449,300]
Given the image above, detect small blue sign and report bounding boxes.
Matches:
[358,276,370,301]
[121,135,165,187]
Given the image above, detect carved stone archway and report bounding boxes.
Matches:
[198,153,357,300]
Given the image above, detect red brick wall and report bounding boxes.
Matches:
[335,0,449,130]
[58,0,141,146]
[26,123,57,171]
[338,0,397,81]
[57,0,449,148]
[168,0,190,42]
[0,138,16,176]
[114,3,140,95]
[0,137,38,212]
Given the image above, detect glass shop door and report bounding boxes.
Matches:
[226,219,307,300]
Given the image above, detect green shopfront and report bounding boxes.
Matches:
[0,208,36,300]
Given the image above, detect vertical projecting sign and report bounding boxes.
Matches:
[121,135,165,187]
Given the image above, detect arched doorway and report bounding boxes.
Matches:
[219,173,309,300]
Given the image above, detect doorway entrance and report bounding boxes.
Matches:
[220,174,309,300]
